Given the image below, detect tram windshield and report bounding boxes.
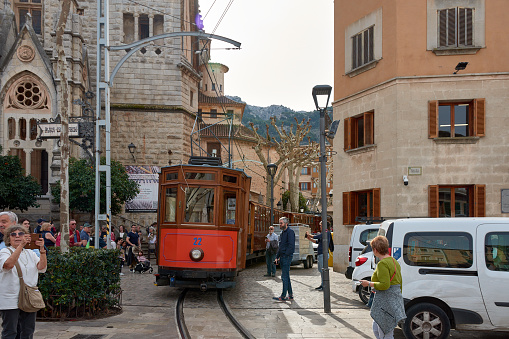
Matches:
[185,187,214,223]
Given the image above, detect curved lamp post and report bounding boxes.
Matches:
[312,84,332,313]
[267,163,278,225]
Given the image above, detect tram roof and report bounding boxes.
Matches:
[160,163,251,178]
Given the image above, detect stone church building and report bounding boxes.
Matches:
[0,0,273,228]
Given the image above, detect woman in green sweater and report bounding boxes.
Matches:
[360,236,405,339]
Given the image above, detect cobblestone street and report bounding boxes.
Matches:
[34,262,509,339]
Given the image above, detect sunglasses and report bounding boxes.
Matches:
[10,232,25,237]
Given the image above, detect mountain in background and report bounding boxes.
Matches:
[228,96,320,143]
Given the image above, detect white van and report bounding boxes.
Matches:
[378,218,509,339]
[345,224,379,279]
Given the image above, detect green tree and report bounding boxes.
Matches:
[52,157,140,215]
[282,191,309,212]
[0,148,41,211]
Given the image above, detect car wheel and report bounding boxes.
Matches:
[403,303,451,339]
[358,279,371,304]
[308,256,313,268]
[304,257,310,269]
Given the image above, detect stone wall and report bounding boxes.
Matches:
[332,74,509,272]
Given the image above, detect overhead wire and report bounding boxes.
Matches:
[211,0,235,34]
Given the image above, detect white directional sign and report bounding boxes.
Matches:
[39,123,79,138]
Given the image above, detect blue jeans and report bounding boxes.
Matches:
[280,255,293,298]
[266,251,276,275]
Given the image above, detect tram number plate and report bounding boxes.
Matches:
[193,237,202,245]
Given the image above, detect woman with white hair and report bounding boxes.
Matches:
[0,225,47,338]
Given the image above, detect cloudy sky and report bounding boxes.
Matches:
[198,0,334,112]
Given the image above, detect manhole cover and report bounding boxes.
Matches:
[70,335,105,339]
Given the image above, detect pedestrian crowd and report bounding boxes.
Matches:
[0,211,158,338]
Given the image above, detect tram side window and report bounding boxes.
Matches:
[224,192,236,225]
[185,187,214,223]
[165,187,177,222]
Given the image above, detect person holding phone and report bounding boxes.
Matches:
[0,225,47,338]
[264,226,279,277]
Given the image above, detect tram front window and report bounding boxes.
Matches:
[185,187,214,223]
[165,187,177,222]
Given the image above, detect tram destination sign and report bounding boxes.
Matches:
[39,123,79,139]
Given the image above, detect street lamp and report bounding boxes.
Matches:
[267,163,278,225]
[312,84,332,313]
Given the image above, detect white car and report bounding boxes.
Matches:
[378,218,509,339]
[351,244,375,304]
[345,224,379,279]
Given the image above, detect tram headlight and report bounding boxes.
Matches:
[190,247,204,261]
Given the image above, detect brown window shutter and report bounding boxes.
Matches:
[364,112,374,145]
[474,98,485,137]
[429,185,439,218]
[474,184,486,217]
[344,117,352,151]
[429,101,438,138]
[343,192,352,224]
[459,8,474,46]
[439,10,447,47]
[373,188,381,217]
[447,8,457,46]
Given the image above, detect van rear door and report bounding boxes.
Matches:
[477,224,509,327]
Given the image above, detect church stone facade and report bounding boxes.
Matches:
[0,0,207,227]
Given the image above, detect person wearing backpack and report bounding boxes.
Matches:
[305,221,332,291]
[264,226,279,277]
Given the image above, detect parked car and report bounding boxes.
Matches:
[345,224,379,279]
[378,218,509,339]
[351,243,375,304]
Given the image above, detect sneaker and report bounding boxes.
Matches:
[271,274,275,277]
[264,274,271,277]
[130,269,134,273]
[315,286,323,291]
[119,273,125,276]
[288,295,294,301]
[272,296,288,301]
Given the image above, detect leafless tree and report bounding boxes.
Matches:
[249,117,319,211]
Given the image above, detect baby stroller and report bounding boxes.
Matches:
[134,260,153,273]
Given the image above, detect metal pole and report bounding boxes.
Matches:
[270,174,275,225]
[320,107,331,313]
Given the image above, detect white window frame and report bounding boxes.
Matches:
[345,7,382,76]
[427,0,485,55]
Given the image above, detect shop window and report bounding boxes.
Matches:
[429,185,485,217]
[343,188,380,224]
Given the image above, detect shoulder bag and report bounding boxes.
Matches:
[367,257,398,308]
[8,248,45,313]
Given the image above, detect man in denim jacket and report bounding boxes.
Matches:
[273,217,295,301]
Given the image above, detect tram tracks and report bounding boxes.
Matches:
[176,288,255,339]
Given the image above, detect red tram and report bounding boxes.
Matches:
[155,163,321,289]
